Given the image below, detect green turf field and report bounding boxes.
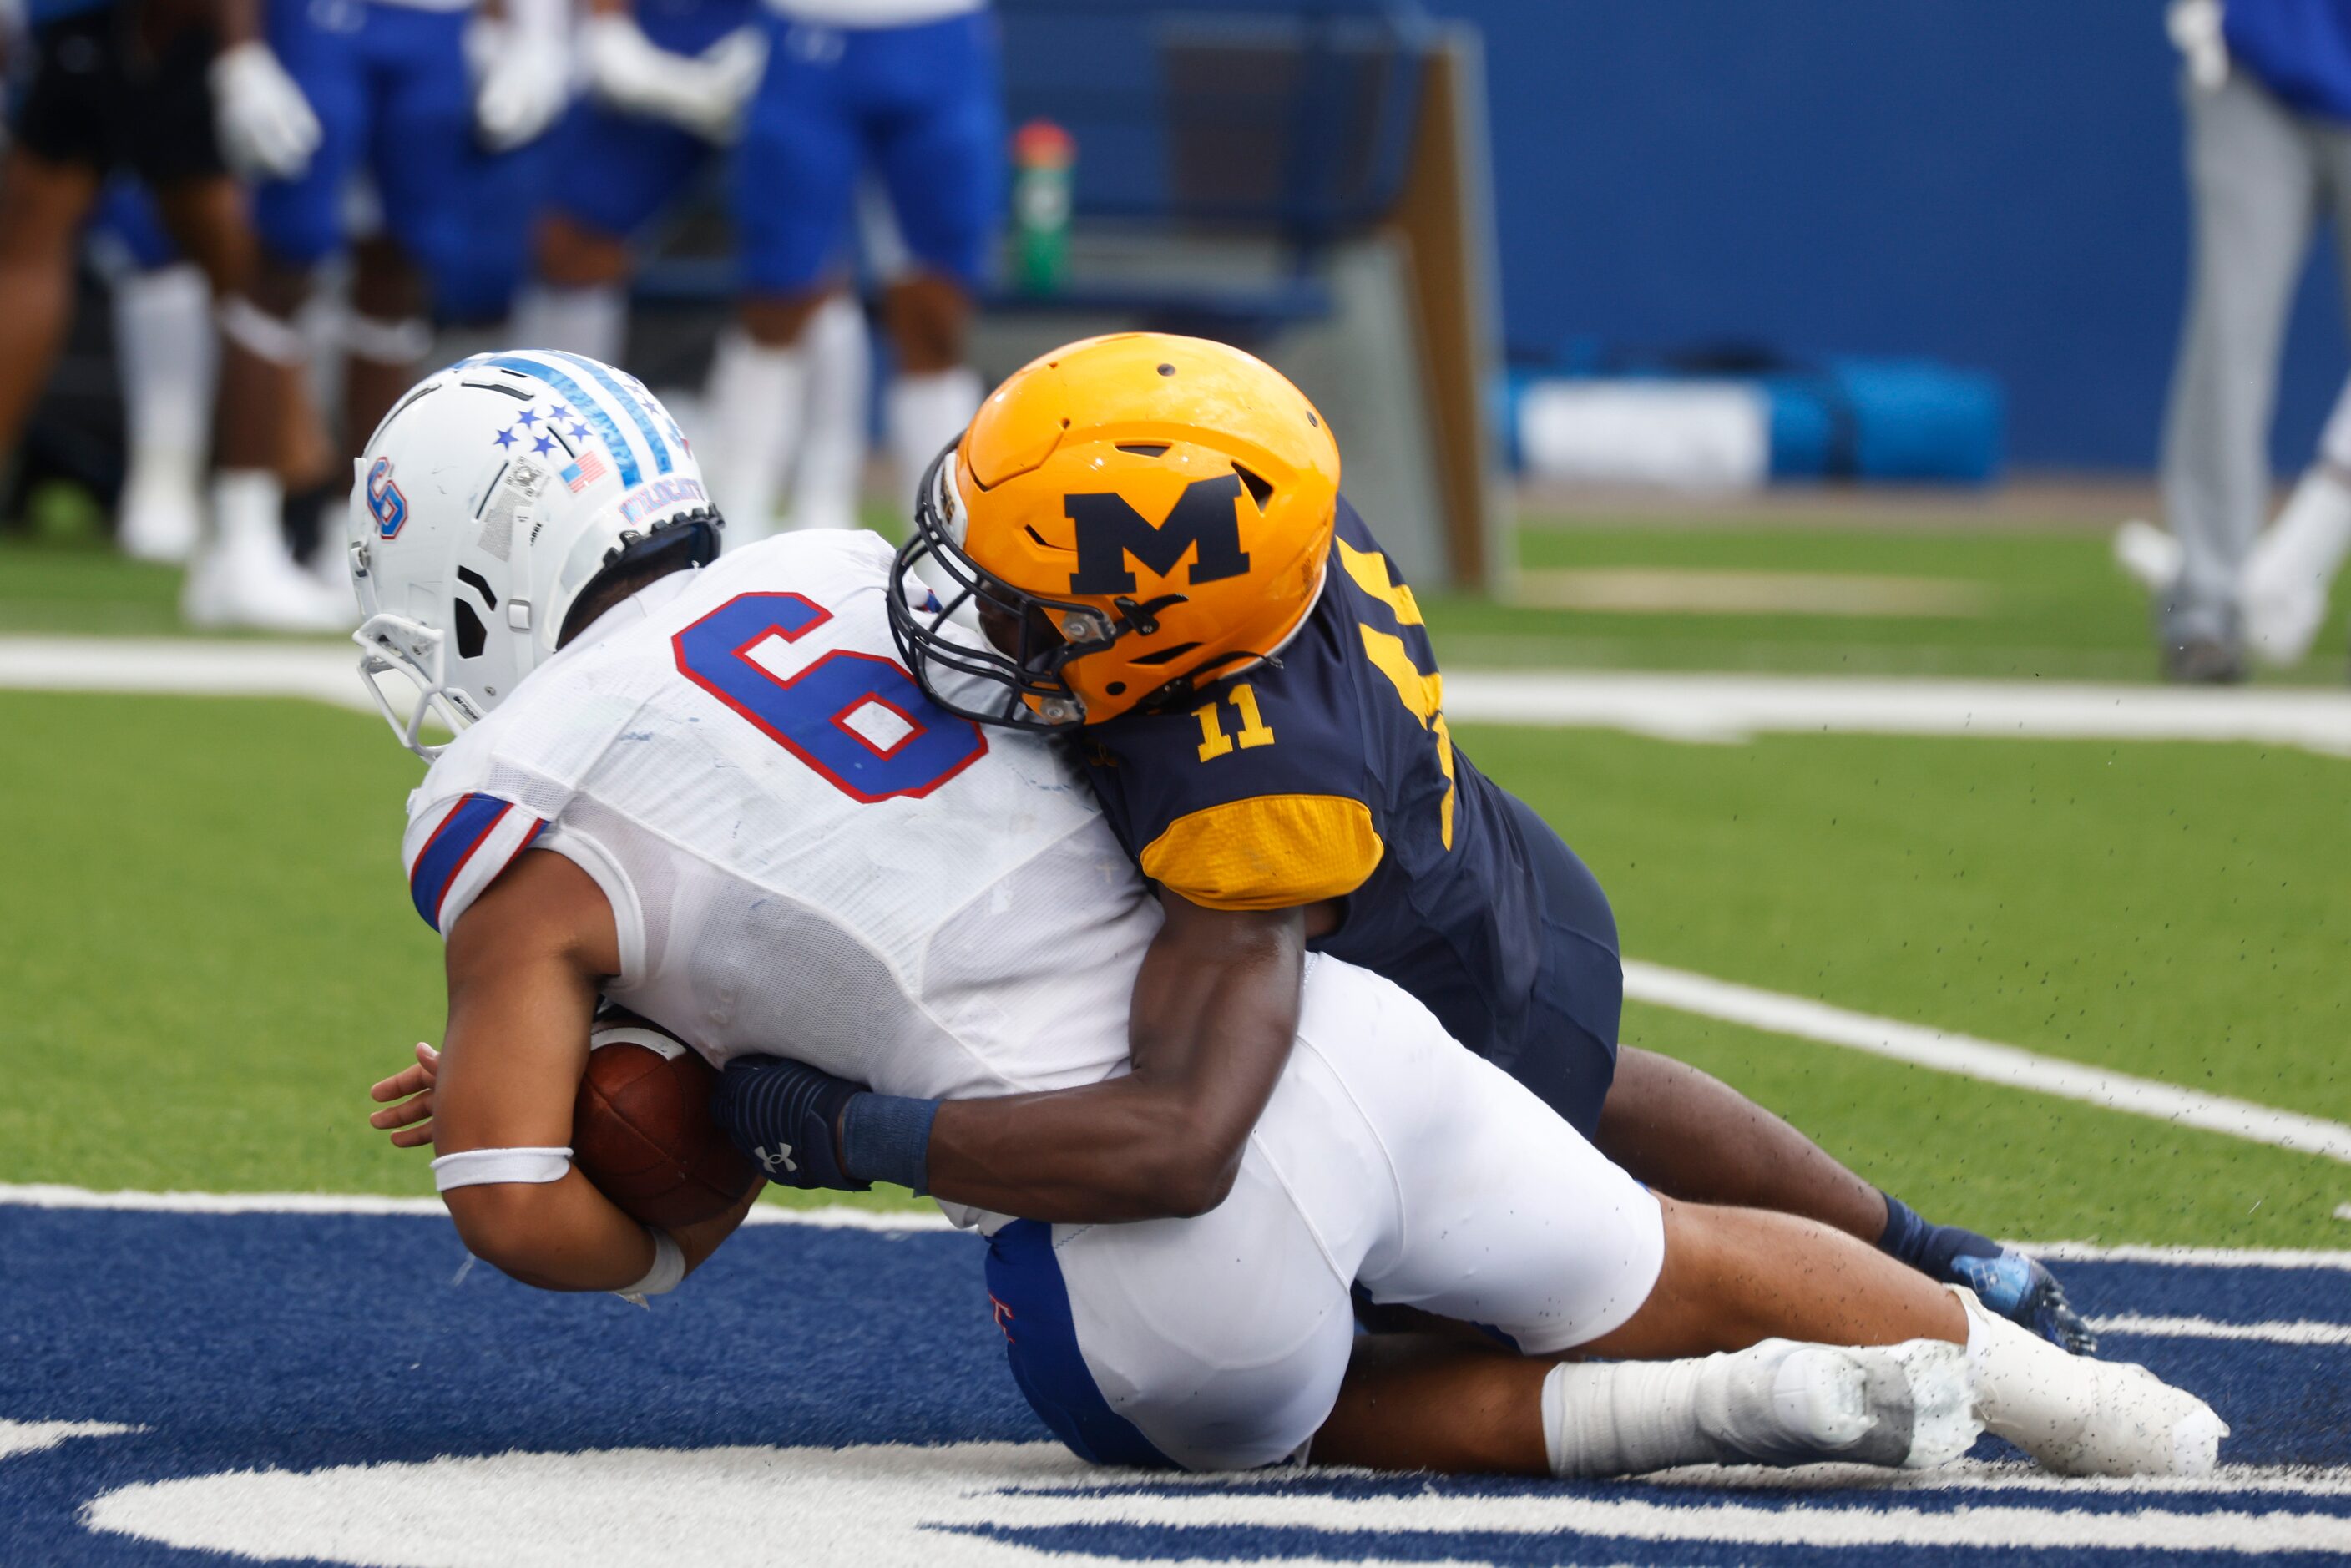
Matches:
[4,679,2344,1245]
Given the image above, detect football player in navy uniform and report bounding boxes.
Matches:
[739,332,2093,1354]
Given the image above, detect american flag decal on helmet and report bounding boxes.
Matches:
[560,450,608,493]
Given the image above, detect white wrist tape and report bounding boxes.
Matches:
[430,1146,573,1191]
[345,312,435,366]
[615,1228,685,1303]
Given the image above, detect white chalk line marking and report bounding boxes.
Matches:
[0,1183,958,1232]
[0,1420,144,1463]
[1446,668,2351,756]
[2021,1242,2351,1270]
[4,1185,2347,1274]
[2090,1315,2351,1347]
[1624,959,2351,1166]
[12,637,2351,755]
[80,1440,2351,1565]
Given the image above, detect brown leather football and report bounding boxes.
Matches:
[572,1030,757,1231]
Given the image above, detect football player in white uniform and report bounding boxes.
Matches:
[356,355,2223,1481]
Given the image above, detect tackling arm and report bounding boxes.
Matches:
[719,891,1308,1223]
[432,851,751,1290]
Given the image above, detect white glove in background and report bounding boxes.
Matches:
[211,40,321,180]
[584,14,768,144]
[2166,0,2229,92]
[469,0,571,152]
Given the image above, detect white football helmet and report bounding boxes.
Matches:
[351,351,721,758]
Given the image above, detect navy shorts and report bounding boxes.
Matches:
[12,4,225,187]
[1487,790,1624,1141]
[733,9,1003,295]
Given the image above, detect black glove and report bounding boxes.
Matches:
[712,1054,871,1192]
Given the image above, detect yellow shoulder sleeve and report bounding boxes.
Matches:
[1138,794,1384,911]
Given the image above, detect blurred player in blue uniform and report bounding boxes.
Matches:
[513,0,766,364]
[702,0,1000,539]
[205,0,567,620]
[877,335,2095,1354]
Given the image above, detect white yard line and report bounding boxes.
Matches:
[2091,1314,2351,1346]
[0,1420,144,1462]
[1624,959,2351,1166]
[10,637,2351,754]
[2021,1242,2351,1269]
[1443,669,2351,754]
[0,637,372,711]
[0,1183,958,1232]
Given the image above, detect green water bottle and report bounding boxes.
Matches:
[1013,119,1074,296]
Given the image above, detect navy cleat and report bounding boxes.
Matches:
[1949,1247,2098,1356]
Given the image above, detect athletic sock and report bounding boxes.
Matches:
[513,282,628,365]
[210,469,288,556]
[1539,1340,1938,1477]
[1877,1191,2000,1283]
[117,264,216,462]
[704,328,806,545]
[885,365,981,517]
[787,291,870,531]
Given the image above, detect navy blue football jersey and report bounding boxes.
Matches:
[1078,498,1551,1065]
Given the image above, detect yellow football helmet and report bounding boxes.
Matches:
[890,333,1341,729]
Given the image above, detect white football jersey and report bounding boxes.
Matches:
[400,529,1159,1106]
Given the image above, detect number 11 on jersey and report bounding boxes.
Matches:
[1193,684,1277,762]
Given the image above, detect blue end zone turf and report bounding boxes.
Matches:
[3,1206,2347,1565]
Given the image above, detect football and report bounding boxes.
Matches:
[572,1024,758,1231]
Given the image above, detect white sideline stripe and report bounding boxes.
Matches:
[1446,668,2351,756]
[13,636,2351,755]
[2091,1314,2351,1347]
[1623,959,2351,1166]
[2023,1242,2351,1270]
[0,1420,143,1462]
[3,1185,2346,1267]
[0,638,373,711]
[0,1183,958,1232]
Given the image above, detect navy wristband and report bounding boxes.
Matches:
[839,1093,941,1195]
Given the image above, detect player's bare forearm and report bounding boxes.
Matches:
[921,893,1305,1222]
[433,851,654,1291]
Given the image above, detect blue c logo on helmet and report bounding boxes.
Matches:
[367,457,409,539]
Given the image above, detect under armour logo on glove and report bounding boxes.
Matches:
[712,1055,870,1193]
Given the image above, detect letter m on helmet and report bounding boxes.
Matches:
[1065,474,1251,594]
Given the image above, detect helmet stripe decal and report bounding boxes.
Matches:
[482,356,645,487]
[545,352,675,477]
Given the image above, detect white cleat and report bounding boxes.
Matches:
[1959,1287,2227,1477]
[2114,518,2184,595]
[1701,1337,1980,1471]
[2241,578,2329,669]
[2239,468,2351,668]
[181,538,358,634]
